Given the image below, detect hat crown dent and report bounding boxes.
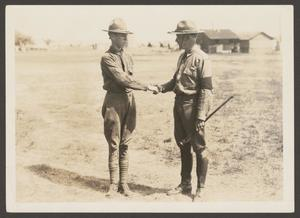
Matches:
[102,18,132,34]
[175,20,197,32]
[109,18,127,31]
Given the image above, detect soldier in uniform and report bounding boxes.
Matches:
[155,20,213,200]
[101,18,158,197]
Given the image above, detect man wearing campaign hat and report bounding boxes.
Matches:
[101,18,158,197]
[155,20,213,200]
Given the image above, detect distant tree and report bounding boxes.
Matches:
[15,32,34,46]
[44,39,52,46]
[275,40,280,51]
[91,43,98,50]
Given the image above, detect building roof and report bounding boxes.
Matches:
[237,32,275,40]
[200,29,240,40]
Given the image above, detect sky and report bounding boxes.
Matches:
[7,5,289,44]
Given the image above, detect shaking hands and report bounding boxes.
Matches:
[147,85,161,95]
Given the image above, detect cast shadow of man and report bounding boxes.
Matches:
[27,164,168,196]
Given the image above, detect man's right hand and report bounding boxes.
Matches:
[195,119,205,132]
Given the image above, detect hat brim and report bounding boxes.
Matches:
[102,29,133,34]
[168,30,203,34]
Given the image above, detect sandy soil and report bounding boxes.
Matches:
[14,47,283,202]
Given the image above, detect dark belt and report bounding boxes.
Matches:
[173,85,198,96]
[175,93,198,102]
[106,90,133,97]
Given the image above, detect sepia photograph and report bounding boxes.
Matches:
[5,5,294,212]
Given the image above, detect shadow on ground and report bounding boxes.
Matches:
[27,164,168,196]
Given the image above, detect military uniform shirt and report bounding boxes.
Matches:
[160,45,213,120]
[101,46,147,93]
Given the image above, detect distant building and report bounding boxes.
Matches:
[196,29,240,54]
[237,32,278,53]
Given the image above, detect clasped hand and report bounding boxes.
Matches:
[147,85,160,94]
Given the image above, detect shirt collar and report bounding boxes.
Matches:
[185,44,200,57]
[109,46,124,55]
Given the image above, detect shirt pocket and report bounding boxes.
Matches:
[183,65,197,78]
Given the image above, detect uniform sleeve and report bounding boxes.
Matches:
[101,55,148,91]
[158,77,176,93]
[158,53,185,93]
[196,58,213,120]
[127,55,134,75]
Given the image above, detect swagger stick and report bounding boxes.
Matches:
[178,95,234,146]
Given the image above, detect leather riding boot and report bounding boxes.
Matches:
[180,147,193,190]
[167,183,192,196]
[196,152,209,189]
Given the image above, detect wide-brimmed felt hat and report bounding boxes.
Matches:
[168,20,201,34]
[102,18,133,34]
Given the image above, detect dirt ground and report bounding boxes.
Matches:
[15,47,283,203]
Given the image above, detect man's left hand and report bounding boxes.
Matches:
[195,119,205,132]
[147,85,160,94]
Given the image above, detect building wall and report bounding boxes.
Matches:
[198,32,277,54]
[240,40,250,53]
[219,39,239,51]
[197,34,240,53]
[249,34,277,52]
[199,33,241,53]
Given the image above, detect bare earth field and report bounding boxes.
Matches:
[15,47,283,203]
